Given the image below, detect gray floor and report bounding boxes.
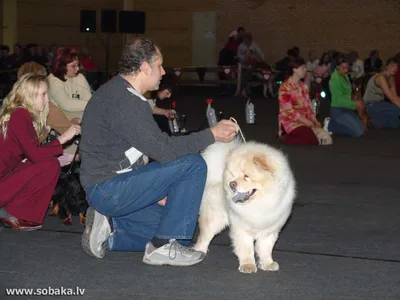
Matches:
[1,86,399,300]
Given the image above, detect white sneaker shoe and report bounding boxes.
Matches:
[143,239,205,266]
[81,207,111,258]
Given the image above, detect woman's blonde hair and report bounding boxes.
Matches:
[0,73,49,139]
[16,62,50,127]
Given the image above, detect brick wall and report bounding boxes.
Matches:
[17,0,124,71]
[12,0,400,70]
[217,0,400,65]
[132,0,216,67]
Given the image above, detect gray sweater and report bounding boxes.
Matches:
[79,75,215,188]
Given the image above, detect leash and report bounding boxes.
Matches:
[66,138,80,175]
[229,117,246,143]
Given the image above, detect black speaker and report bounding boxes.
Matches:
[101,10,117,33]
[80,10,96,33]
[119,11,146,34]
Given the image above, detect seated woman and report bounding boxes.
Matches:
[363,57,400,129]
[349,51,365,84]
[313,52,331,78]
[364,50,383,74]
[146,83,175,134]
[278,57,321,145]
[325,55,366,138]
[0,74,80,231]
[47,48,92,121]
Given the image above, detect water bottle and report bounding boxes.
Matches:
[168,102,179,134]
[245,98,255,124]
[206,99,218,127]
[312,93,319,116]
[171,101,180,133]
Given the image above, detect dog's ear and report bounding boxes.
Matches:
[253,156,271,172]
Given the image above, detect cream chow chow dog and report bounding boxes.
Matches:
[194,139,296,274]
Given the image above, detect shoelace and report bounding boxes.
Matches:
[167,240,195,260]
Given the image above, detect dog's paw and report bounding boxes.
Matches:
[63,216,73,226]
[79,213,86,225]
[49,204,59,216]
[259,261,279,271]
[238,264,257,274]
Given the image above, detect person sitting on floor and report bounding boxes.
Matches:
[0,74,81,231]
[278,57,321,145]
[145,82,175,135]
[363,57,400,129]
[47,48,92,121]
[324,55,366,138]
[79,37,238,266]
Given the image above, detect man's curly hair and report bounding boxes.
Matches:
[118,38,159,75]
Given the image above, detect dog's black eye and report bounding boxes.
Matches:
[244,175,249,180]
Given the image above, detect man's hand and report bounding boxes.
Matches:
[210,119,239,143]
[163,109,174,118]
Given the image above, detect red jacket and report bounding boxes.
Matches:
[0,108,63,178]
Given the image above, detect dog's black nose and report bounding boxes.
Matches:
[230,181,237,192]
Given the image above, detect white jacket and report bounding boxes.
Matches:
[47,73,92,120]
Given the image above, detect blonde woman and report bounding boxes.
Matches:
[0,74,80,231]
[17,62,77,141]
[18,62,80,158]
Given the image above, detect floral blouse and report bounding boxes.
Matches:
[278,77,315,134]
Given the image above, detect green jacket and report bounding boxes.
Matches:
[329,70,356,110]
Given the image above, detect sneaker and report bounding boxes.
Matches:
[323,117,332,134]
[81,207,111,259]
[143,239,205,267]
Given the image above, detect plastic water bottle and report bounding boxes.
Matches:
[312,93,319,116]
[245,98,255,124]
[171,101,180,132]
[312,99,318,116]
[168,101,180,134]
[206,99,218,127]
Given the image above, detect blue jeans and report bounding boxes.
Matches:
[328,107,364,138]
[366,101,400,128]
[85,154,207,252]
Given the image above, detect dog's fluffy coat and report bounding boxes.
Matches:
[194,139,296,274]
